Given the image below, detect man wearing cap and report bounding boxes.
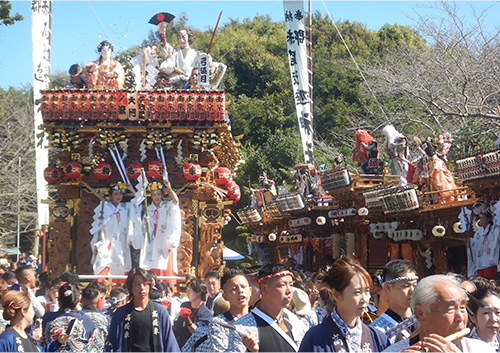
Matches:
[227,264,307,352]
[66,64,88,89]
[370,259,418,344]
[384,275,495,352]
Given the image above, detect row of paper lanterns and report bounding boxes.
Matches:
[246,233,303,244]
[44,162,240,203]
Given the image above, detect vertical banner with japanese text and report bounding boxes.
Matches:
[32,0,52,231]
[284,1,314,164]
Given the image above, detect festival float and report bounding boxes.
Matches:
[33,7,241,281]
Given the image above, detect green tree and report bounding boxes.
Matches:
[0,1,23,26]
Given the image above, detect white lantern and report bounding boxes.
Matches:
[268,233,277,241]
[453,222,464,234]
[316,216,326,226]
[358,207,369,216]
[432,225,446,237]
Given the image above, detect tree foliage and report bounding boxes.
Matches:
[0,87,37,248]
[0,1,23,26]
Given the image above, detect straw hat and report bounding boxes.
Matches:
[292,288,311,316]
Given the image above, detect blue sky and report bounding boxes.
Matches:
[0,1,498,89]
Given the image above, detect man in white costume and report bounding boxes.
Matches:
[383,275,495,352]
[90,182,141,276]
[141,179,182,276]
[159,25,199,88]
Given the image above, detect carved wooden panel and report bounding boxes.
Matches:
[76,196,99,274]
[47,222,71,280]
[177,197,194,276]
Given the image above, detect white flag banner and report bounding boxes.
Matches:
[283,1,314,164]
[31,0,52,230]
[197,53,212,89]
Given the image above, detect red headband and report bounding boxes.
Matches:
[254,270,294,285]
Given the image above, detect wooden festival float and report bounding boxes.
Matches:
[238,161,477,276]
[40,88,241,280]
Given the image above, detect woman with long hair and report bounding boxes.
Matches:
[299,256,389,352]
[468,287,500,352]
[43,283,103,352]
[0,290,43,351]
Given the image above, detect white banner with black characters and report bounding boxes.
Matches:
[283,0,314,164]
[32,0,52,228]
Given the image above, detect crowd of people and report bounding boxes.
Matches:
[0,257,499,352]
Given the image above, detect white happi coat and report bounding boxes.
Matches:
[468,223,500,277]
[90,200,139,275]
[141,200,182,272]
[160,43,198,84]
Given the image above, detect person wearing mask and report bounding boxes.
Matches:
[468,287,500,352]
[43,283,103,352]
[204,270,222,313]
[173,278,212,348]
[299,257,389,352]
[37,278,60,313]
[384,275,495,352]
[370,259,418,344]
[14,265,45,318]
[106,268,179,352]
[228,263,307,352]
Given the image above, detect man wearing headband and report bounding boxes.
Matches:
[384,275,494,352]
[66,63,88,89]
[105,287,128,319]
[371,259,418,344]
[227,263,307,352]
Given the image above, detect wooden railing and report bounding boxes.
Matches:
[419,186,477,212]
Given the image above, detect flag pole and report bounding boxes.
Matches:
[207,11,223,54]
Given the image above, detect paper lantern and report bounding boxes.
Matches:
[358,207,369,216]
[94,162,112,180]
[62,162,82,179]
[432,225,446,237]
[126,162,143,180]
[183,162,202,181]
[226,181,241,203]
[214,166,232,186]
[147,160,164,179]
[453,222,464,234]
[268,233,277,241]
[44,166,61,184]
[316,216,326,226]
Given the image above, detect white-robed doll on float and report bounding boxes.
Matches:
[158,23,199,88]
[382,125,410,186]
[90,182,142,276]
[141,179,182,277]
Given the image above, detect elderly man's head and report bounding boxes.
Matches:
[412,275,467,338]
